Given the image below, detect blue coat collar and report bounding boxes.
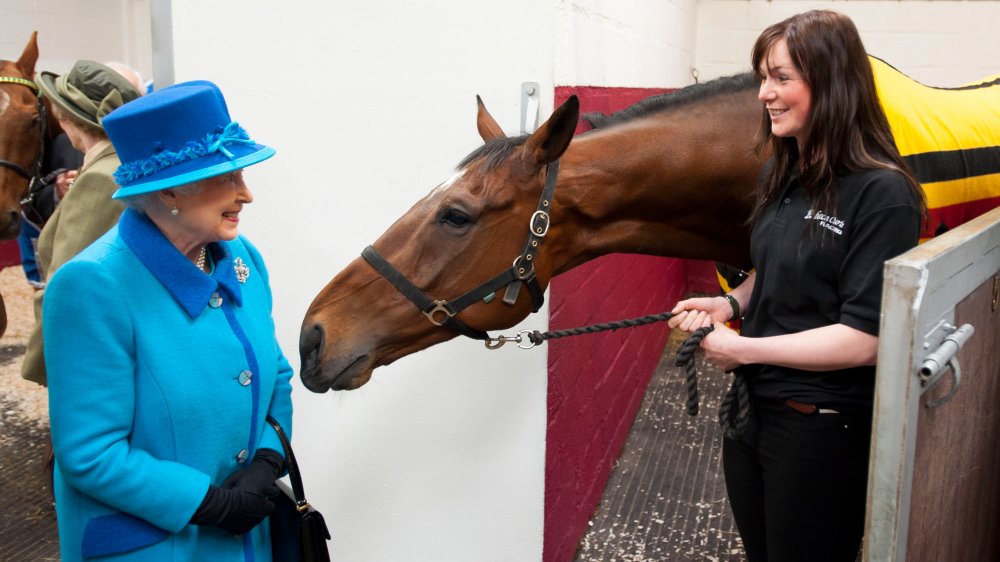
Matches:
[119,209,244,318]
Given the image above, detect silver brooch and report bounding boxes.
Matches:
[234,257,250,283]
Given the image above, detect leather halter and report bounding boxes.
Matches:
[362,160,559,341]
[0,76,47,193]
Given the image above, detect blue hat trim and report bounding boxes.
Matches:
[112,122,274,199]
[118,209,243,318]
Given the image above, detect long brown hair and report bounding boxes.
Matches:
[749,10,926,227]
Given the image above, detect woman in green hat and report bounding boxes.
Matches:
[21,60,140,386]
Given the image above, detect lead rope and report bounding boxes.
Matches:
[673,325,751,438]
[519,313,751,438]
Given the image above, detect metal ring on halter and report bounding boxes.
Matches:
[511,255,530,279]
[516,330,536,349]
[423,300,454,326]
[530,210,550,237]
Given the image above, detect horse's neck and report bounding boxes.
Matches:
[553,97,762,271]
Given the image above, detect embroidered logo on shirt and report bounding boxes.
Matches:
[804,209,845,235]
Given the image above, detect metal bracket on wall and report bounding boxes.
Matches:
[521,82,539,134]
[150,0,175,88]
[918,321,975,408]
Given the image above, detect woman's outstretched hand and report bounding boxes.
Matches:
[668,296,731,332]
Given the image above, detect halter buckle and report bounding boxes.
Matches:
[530,210,550,238]
[423,300,454,326]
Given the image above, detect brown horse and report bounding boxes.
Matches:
[0,32,53,240]
[299,60,1000,393]
[0,32,54,337]
[299,75,763,392]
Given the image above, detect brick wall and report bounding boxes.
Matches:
[544,85,719,562]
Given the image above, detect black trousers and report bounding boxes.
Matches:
[722,398,872,562]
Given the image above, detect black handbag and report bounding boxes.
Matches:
[266,415,332,562]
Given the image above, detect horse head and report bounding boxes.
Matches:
[0,32,47,238]
[299,96,580,392]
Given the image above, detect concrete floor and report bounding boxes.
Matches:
[0,266,60,561]
[0,396,59,561]
[574,334,744,562]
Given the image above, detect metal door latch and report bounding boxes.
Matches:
[521,82,539,134]
[919,323,974,408]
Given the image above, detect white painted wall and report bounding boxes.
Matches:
[169,2,556,561]
[0,0,151,81]
[696,1,1000,86]
[554,0,698,86]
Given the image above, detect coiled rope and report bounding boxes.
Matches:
[520,312,751,438]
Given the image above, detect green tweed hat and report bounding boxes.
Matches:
[36,60,141,129]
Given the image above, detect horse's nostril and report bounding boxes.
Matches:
[299,323,324,374]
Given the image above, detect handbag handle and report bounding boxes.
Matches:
[265,415,311,513]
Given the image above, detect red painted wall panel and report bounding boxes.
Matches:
[544,86,719,562]
[0,239,21,269]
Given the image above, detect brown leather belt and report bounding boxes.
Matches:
[784,398,840,415]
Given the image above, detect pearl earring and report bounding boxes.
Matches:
[171,207,179,216]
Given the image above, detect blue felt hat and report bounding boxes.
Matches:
[104,80,275,199]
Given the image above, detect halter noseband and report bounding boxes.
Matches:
[0,76,47,194]
[362,160,560,342]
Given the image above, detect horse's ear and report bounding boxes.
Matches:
[476,95,506,142]
[16,32,39,76]
[521,95,579,169]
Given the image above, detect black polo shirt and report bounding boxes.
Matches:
[742,166,922,408]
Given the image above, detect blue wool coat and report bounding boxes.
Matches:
[43,209,294,562]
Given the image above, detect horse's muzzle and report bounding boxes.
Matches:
[298,323,373,392]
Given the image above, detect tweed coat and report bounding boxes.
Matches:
[43,209,294,561]
[22,140,125,385]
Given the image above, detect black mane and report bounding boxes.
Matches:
[455,72,756,167]
[457,135,529,171]
[585,72,756,130]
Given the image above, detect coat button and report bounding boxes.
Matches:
[783,198,791,204]
[238,370,252,386]
[209,292,224,308]
[236,449,249,464]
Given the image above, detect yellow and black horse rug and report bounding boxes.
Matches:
[872,56,1000,237]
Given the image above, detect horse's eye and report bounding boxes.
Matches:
[439,209,472,228]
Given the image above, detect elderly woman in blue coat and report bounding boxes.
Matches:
[43,81,293,561]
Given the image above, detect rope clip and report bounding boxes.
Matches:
[484,330,536,350]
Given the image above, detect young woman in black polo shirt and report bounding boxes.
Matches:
[669,10,926,562]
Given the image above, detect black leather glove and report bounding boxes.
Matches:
[221,448,284,498]
[190,485,275,535]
